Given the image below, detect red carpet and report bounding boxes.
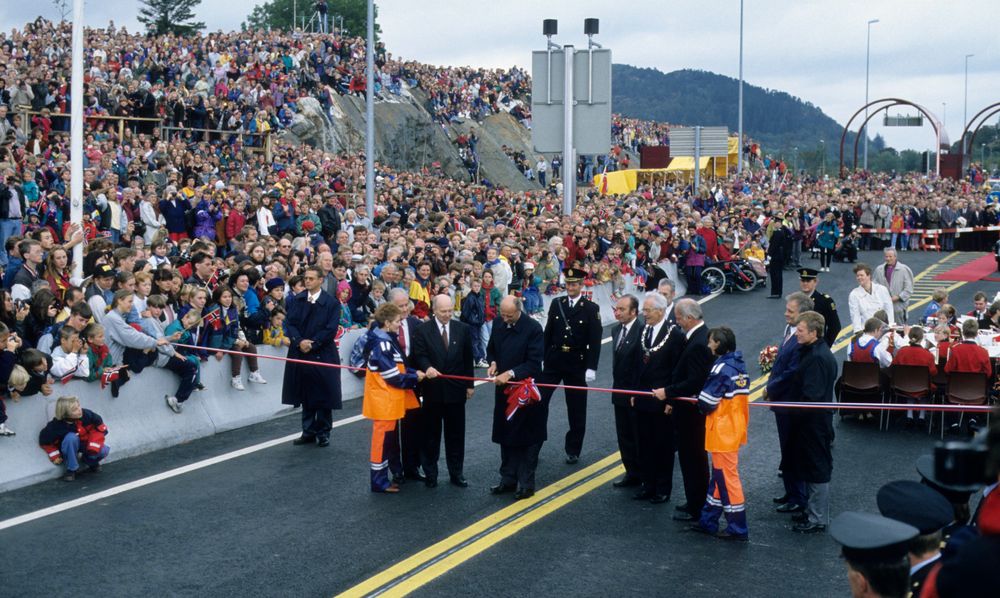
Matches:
[934,254,999,281]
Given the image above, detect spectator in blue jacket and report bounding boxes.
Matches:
[158,189,192,242]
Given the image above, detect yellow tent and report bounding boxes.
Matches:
[591,169,638,194]
[665,156,711,172]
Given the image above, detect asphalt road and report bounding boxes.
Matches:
[1,250,996,598]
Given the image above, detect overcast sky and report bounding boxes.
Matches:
[5,0,998,151]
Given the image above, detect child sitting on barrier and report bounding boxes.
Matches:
[262,307,289,348]
[166,308,205,391]
[82,323,130,397]
[0,323,22,436]
[38,396,109,482]
[49,326,90,382]
[205,285,266,391]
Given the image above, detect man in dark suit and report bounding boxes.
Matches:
[656,278,678,325]
[610,295,645,487]
[389,287,426,482]
[653,298,712,521]
[768,221,789,298]
[412,294,474,488]
[282,266,343,447]
[538,268,602,464]
[765,291,813,514]
[633,292,684,503]
[488,295,545,500]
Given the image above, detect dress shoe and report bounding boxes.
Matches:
[767,295,781,299]
[613,476,641,488]
[791,512,809,524]
[776,502,804,513]
[404,470,427,483]
[632,489,655,501]
[490,483,516,495]
[292,435,316,446]
[316,438,330,447]
[672,511,697,522]
[61,471,77,482]
[450,476,469,488]
[87,463,102,474]
[772,494,790,504]
[675,503,691,513]
[649,494,670,504]
[792,521,827,534]
[424,479,438,488]
[514,489,535,500]
[717,531,750,542]
[565,454,579,465]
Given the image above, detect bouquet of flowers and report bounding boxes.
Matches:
[758,345,779,373]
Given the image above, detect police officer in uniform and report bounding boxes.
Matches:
[829,511,919,598]
[798,267,842,347]
[539,268,602,464]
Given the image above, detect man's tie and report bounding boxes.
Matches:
[398,325,407,355]
[616,325,628,352]
[644,325,653,346]
[441,323,449,348]
[783,325,793,344]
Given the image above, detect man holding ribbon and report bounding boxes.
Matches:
[487,295,545,500]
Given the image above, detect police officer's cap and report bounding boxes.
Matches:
[564,268,586,283]
[830,512,918,564]
[876,480,954,535]
[916,454,982,501]
[798,267,820,281]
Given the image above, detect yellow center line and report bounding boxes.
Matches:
[336,453,623,597]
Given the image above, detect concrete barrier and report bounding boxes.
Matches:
[0,274,681,493]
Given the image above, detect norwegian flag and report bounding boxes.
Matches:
[100,366,124,389]
[599,167,609,195]
[202,308,223,331]
[503,378,541,421]
[60,367,78,385]
[334,325,347,350]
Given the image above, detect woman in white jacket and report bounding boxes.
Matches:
[256,194,277,237]
[139,192,162,245]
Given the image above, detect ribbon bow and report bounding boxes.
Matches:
[503,378,541,421]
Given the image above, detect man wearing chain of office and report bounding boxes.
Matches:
[538,268,603,464]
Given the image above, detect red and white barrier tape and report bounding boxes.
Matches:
[174,343,996,413]
[855,225,1000,235]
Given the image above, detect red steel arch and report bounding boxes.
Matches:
[839,98,943,177]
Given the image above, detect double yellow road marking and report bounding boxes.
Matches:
[337,454,624,597]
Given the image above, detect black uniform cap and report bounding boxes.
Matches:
[916,454,981,502]
[830,512,918,564]
[877,480,954,535]
[564,268,586,283]
[798,267,819,281]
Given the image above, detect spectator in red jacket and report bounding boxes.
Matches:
[891,327,938,427]
[944,320,992,377]
[38,396,109,482]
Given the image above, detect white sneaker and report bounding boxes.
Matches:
[231,376,245,391]
[248,371,267,384]
[475,360,489,368]
[165,395,182,414]
[0,423,15,436]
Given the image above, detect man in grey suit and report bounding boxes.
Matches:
[872,248,914,325]
[610,295,645,487]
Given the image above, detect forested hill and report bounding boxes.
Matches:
[612,65,863,154]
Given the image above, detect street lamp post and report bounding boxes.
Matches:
[819,139,825,177]
[942,102,946,128]
[964,53,974,153]
[737,0,744,174]
[863,18,879,171]
[364,0,375,220]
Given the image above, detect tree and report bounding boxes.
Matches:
[138,0,205,36]
[244,0,379,37]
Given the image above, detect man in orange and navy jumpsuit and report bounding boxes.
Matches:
[692,327,750,541]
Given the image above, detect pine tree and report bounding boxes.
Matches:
[137,0,205,36]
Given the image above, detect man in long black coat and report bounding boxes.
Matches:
[788,310,838,534]
[282,265,342,447]
[633,292,684,503]
[487,295,544,500]
[610,294,645,488]
[412,294,474,488]
[653,298,712,521]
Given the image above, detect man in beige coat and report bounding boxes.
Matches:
[872,248,914,325]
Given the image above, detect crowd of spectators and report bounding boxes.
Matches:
[0,18,997,459]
